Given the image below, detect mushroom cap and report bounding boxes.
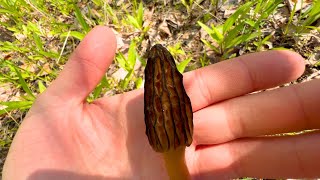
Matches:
[144,44,193,153]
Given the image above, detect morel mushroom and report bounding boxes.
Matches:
[144,44,193,180]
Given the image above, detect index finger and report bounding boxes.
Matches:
[184,50,305,111]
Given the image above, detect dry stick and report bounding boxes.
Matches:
[144,44,193,180]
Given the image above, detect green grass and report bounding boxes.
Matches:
[0,0,319,176]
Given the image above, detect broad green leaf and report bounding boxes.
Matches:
[127,15,141,29]
[116,52,130,71]
[198,21,214,36]
[135,77,143,89]
[177,57,192,73]
[245,19,256,27]
[38,80,46,93]
[0,100,33,115]
[198,21,224,44]
[61,31,85,40]
[211,25,224,43]
[227,32,261,49]
[0,9,19,15]
[224,22,245,46]
[127,40,137,70]
[168,43,186,56]
[37,50,59,59]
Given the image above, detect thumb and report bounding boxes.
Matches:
[45,26,117,103]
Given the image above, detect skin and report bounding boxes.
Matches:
[2,26,320,180]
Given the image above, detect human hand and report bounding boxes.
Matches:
[3,26,320,180]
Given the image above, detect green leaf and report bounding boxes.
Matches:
[74,4,90,33]
[61,31,85,40]
[137,2,144,28]
[116,52,128,71]
[201,39,220,54]
[38,80,46,93]
[314,60,320,67]
[223,1,253,34]
[13,67,36,100]
[3,61,34,99]
[33,33,43,51]
[27,21,42,35]
[135,77,143,89]
[0,101,33,115]
[227,32,261,49]
[92,76,109,99]
[198,21,224,44]
[121,70,134,89]
[127,40,137,70]
[168,43,186,56]
[198,21,213,36]
[177,57,192,73]
[211,25,224,43]
[224,22,245,45]
[272,47,290,50]
[245,19,256,27]
[127,15,141,29]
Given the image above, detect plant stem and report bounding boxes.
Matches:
[163,146,190,180]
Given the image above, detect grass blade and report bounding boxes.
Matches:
[74,4,90,33]
[13,66,36,99]
[61,31,85,40]
[223,1,253,34]
[0,101,33,115]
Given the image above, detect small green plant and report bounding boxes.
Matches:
[283,0,320,35]
[127,2,143,30]
[284,1,298,36]
[168,43,186,57]
[253,33,274,51]
[115,40,143,90]
[210,0,227,14]
[198,1,257,59]
[181,0,194,13]
[198,0,281,59]
[124,2,149,44]
[0,60,36,115]
[167,43,192,73]
[300,0,320,31]
[199,53,210,67]
[104,3,121,29]
[87,76,110,102]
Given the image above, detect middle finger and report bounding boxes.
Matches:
[193,79,320,145]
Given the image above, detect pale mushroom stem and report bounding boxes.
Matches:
[163,146,190,180]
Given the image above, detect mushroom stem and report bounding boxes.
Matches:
[163,146,190,180]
